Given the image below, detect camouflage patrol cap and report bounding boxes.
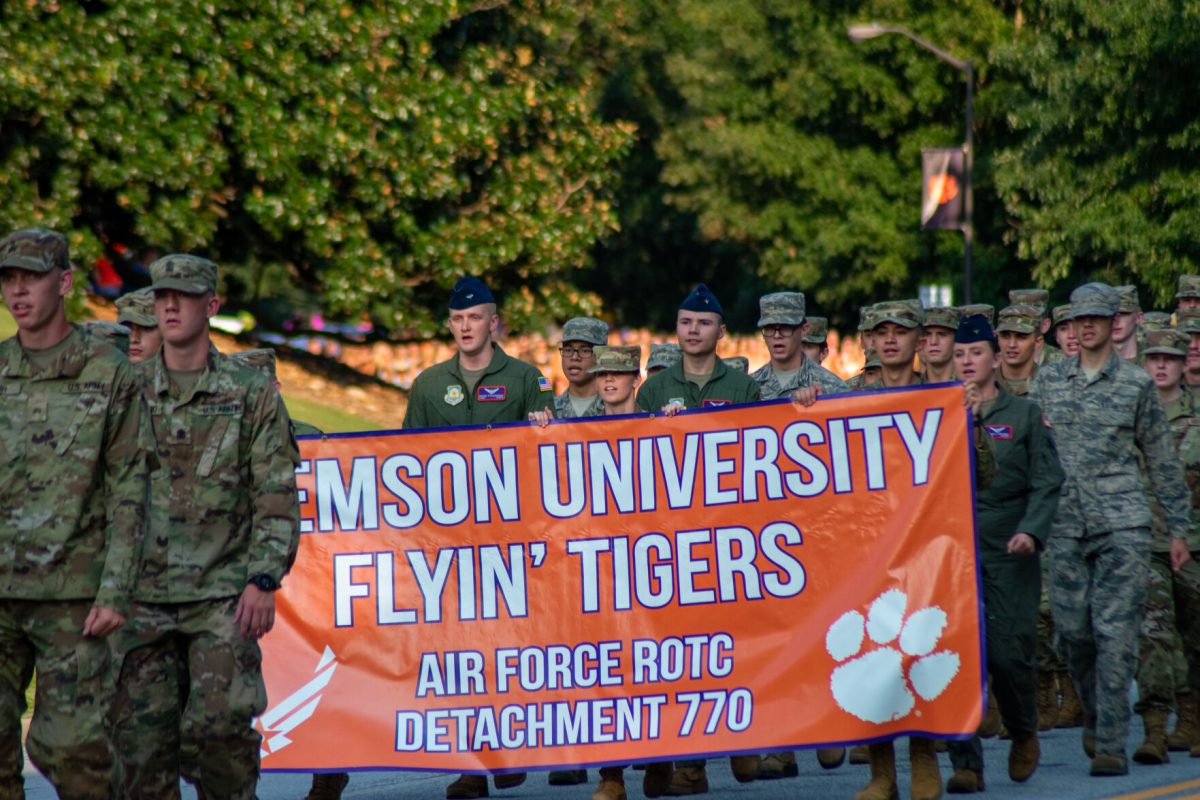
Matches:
[1176,275,1200,300]
[561,317,608,346]
[873,299,923,329]
[115,287,157,327]
[723,356,750,374]
[1116,285,1140,314]
[995,303,1041,335]
[803,317,829,343]
[957,303,995,325]
[1143,329,1188,357]
[923,306,961,331]
[862,347,882,369]
[757,292,806,327]
[1177,308,1200,335]
[1051,304,1072,328]
[1008,289,1049,317]
[81,320,130,354]
[1141,311,1172,332]
[150,254,217,295]
[1068,282,1120,318]
[0,228,69,273]
[857,304,880,332]
[230,348,278,380]
[646,342,682,371]
[589,345,641,374]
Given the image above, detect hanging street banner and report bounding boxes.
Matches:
[259,384,983,774]
[921,148,965,230]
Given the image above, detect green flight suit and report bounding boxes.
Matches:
[403,344,553,429]
[635,358,760,412]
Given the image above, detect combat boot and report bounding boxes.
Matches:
[1089,753,1128,776]
[1036,671,1058,731]
[758,751,799,779]
[548,770,587,785]
[1168,692,1200,751]
[945,768,983,794]
[1008,731,1039,782]
[1133,709,1170,765]
[492,773,527,790]
[306,772,350,799]
[663,765,708,795]
[1056,671,1085,728]
[853,742,898,800]
[729,755,760,784]
[817,747,846,769]
[592,767,626,800]
[446,775,489,799]
[642,762,671,798]
[849,744,871,764]
[909,737,943,800]
[977,684,1001,738]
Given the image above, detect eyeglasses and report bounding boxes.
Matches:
[560,346,595,359]
[761,325,798,338]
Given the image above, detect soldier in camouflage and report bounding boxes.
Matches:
[0,229,149,800]
[750,292,846,403]
[1176,275,1200,313]
[116,287,162,364]
[110,255,301,799]
[1052,305,1079,359]
[1010,289,1063,368]
[1113,285,1143,362]
[846,347,881,390]
[722,355,749,374]
[800,316,830,366]
[645,343,681,377]
[1132,329,1200,763]
[1031,282,1191,776]
[1178,308,1200,391]
[996,304,1044,397]
[919,306,960,384]
[553,317,608,422]
[958,303,995,326]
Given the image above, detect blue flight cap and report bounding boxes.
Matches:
[679,283,724,316]
[448,276,495,310]
[955,314,997,345]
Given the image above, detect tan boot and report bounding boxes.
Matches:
[849,744,871,764]
[1133,709,1171,765]
[853,741,898,800]
[945,768,983,793]
[729,755,760,784]
[642,762,671,798]
[1036,671,1058,731]
[664,765,708,795]
[1168,692,1200,751]
[1008,731,1039,782]
[492,773,526,790]
[909,737,943,800]
[816,747,846,769]
[758,751,799,778]
[307,772,350,799]
[593,767,627,800]
[977,683,1001,738]
[1056,672,1085,728]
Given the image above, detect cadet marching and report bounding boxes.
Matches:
[2,227,1199,800]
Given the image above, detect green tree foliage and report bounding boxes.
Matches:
[0,0,632,333]
[994,0,1200,305]
[589,0,1032,329]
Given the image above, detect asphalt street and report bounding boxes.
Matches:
[20,724,1200,799]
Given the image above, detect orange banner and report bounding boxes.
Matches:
[260,384,983,774]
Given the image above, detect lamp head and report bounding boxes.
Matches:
[848,23,887,42]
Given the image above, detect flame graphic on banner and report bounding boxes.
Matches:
[258,646,338,758]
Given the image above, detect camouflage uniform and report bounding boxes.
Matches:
[1031,283,1191,763]
[112,256,300,800]
[845,347,882,390]
[1134,332,1200,716]
[1116,285,1144,363]
[751,292,847,400]
[958,303,995,326]
[1176,275,1200,306]
[80,320,130,355]
[116,287,157,328]
[645,343,681,374]
[0,230,149,800]
[803,316,829,344]
[996,304,1043,397]
[554,317,607,419]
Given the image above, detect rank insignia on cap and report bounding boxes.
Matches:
[701,399,730,408]
[538,376,552,392]
[444,385,464,406]
[984,424,1013,440]
[478,386,507,402]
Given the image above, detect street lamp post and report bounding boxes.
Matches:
[848,23,974,305]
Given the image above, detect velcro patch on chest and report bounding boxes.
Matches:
[477,385,507,402]
[984,424,1013,440]
[193,403,244,416]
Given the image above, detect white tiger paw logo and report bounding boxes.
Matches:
[826,589,961,724]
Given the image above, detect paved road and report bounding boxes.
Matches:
[19,725,1200,799]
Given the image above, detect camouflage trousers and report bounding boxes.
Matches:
[110,597,266,800]
[1048,528,1150,757]
[0,599,114,800]
[1134,552,1200,712]
[1037,556,1064,672]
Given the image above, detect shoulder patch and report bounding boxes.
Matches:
[538,376,553,392]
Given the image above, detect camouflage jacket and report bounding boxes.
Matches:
[0,325,148,612]
[136,346,300,602]
[1032,351,1189,538]
[997,362,1038,397]
[554,390,605,419]
[750,358,848,401]
[1148,391,1200,553]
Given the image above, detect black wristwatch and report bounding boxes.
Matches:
[248,573,280,592]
